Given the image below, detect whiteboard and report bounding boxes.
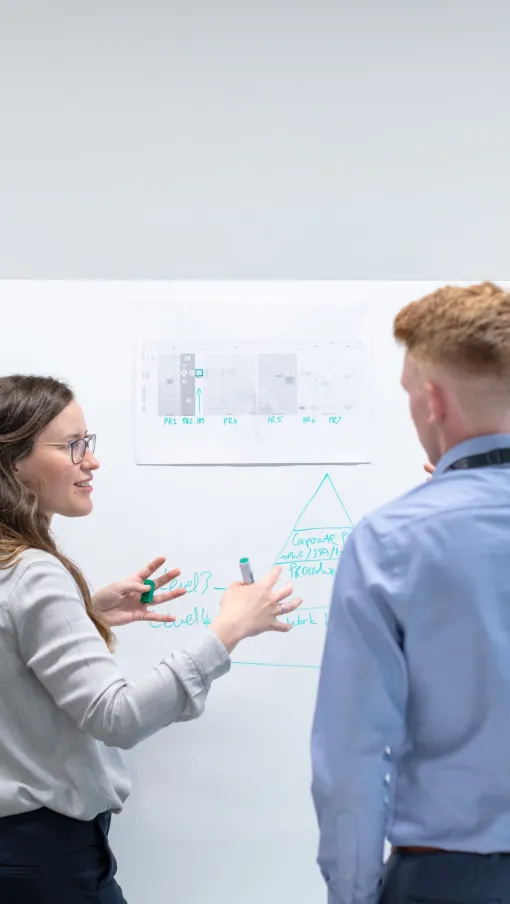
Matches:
[0,280,439,904]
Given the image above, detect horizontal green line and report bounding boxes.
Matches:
[232,660,319,670]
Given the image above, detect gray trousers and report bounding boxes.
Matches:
[380,850,510,903]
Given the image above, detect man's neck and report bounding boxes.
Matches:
[442,426,510,456]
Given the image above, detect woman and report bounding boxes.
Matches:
[0,374,301,903]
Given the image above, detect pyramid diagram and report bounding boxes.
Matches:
[274,474,353,569]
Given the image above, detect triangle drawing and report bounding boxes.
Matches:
[274,473,353,567]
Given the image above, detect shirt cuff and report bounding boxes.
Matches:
[175,630,231,684]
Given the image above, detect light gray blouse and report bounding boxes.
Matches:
[0,549,230,820]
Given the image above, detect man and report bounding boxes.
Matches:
[311,282,510,904]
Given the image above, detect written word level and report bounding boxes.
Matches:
[149,605,330,630]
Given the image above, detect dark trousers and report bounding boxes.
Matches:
[0,806,128,903]
[380,849,510,904]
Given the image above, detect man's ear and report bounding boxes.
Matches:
[425,380,446,425]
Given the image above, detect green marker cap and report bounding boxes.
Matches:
[141,579,155,604]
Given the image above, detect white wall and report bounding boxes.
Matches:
[1,0,509,278]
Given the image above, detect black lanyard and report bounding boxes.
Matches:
[447,448,510,471]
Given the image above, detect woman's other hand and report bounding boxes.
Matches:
[211,566,302,653]
[92,556,186,627]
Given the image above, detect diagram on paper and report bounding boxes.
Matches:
[135,342,371,464]
[148,473,354,669]
[155,349,358,418]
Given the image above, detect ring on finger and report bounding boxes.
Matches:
[279,602,287,615]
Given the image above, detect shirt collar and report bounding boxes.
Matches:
[434,433,510,476]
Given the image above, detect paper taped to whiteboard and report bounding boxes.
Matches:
[134,292,371,464]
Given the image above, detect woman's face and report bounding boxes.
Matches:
[14,400,100,518]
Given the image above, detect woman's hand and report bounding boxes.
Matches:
[92,556,187,627]
[210,566,302,653]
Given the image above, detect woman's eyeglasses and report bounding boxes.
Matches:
[41,434,97,464]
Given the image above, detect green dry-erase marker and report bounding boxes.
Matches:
[239,557,255,583]
[141,579,155,604]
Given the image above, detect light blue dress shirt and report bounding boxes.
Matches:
[312,434,510,904]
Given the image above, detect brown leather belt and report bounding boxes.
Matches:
[395,846,450,854]
[395,846,510,856]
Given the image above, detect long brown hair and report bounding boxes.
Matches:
[0,374,114,650]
